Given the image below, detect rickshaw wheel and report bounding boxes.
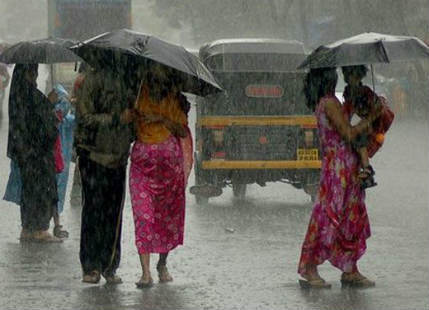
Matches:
[195,195,209,205]
[303,183,318,203]
[232,184,247,200]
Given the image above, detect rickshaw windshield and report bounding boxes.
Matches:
[205,53,307,72]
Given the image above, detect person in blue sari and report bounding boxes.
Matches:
[53,84,75,237]
[3,83,74,239]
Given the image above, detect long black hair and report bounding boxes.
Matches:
[342,65,368,81]
[9,64,38,103]
[7,64,39,160]
[303,67,338,112]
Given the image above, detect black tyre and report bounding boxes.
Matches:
[195,195,209,205]
[232,183,247,200]
[194,155,210,205]
[303,183,318,203]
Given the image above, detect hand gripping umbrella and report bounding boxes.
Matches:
[70,29,222,96]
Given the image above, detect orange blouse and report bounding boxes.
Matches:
[135,85,187,144]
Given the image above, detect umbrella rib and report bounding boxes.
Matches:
[377,40,391,63]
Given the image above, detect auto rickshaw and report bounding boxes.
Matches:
[190,39,321,204]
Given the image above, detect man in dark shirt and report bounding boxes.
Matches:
[75,67,135,284]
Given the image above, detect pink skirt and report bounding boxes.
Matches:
[129,136,185,254]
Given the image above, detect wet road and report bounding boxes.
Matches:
[0,98,428,309]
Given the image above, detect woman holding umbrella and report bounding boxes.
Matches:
[297,67,381,288]
[296,32,429,288]
[69,29,219,286]
[130,65,189,288]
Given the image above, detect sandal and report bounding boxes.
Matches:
[82,270,101,284]
[157,265,173,283]
[299,278,332,289]
[102,273,123,285]
[53,225,69,239]
[299,273,331,289]
[341,273,375,288]
[31,231,63,243]
[359,166,377,189]
[135,274,154,288]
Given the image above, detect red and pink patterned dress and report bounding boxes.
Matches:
[129,87,190,255]
[298,95,371,275]
[129,136,186,254]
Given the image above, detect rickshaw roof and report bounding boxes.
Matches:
[199,38,306,61]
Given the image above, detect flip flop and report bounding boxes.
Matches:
[299,278,332,289]
[341,275,375,288]
[102,273,123,285]
[136,276,154,289]
[82,271,101,284]
[53,225,69,238]
[31,232,63,243]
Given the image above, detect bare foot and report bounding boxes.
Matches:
[299,273,331,289]
[299,265,331,288]
[31,230,62,243]
[82,270,101,284]
[19,229,32,241]
[53,225,69,238]
[157,265,173,283]
[301,264,324,282]
[102,273,122,285]
[341,272,375,287]
[136,273,153,288]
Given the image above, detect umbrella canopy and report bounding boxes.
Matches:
[0,37,81,64]
[298,32,429,69]
[0,40,9,51]
[70,29,222,96]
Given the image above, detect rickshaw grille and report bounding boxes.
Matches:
[224,126,298,160]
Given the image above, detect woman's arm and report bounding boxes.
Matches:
[139,114,187,138]
[164,118,187,137]
[324,99,372,143]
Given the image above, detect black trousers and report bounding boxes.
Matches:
[78,154,126,275]
[19,156,56,232]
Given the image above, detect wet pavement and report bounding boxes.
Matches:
[0,93,429,309]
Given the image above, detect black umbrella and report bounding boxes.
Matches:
[70,29,222,96]
[0,37,81,64]
[298,32,429,69]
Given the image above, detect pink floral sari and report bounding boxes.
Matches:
[298,95,371,275]
[129,135,185,254]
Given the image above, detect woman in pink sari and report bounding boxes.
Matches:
[130,68,191,288]
[297,67,381,288]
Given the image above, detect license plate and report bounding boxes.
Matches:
[297,148,319,160]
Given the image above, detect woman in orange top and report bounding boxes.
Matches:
[130,67,190,288]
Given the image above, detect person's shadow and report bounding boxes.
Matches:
[76,282,185,310]
[298,284,371,310]
[2,240,76,291]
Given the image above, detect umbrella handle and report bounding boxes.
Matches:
[50,64,54,90]
[371,64,376,106]
[134,80,144,110]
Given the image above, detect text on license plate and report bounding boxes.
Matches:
[297,148,319,160]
